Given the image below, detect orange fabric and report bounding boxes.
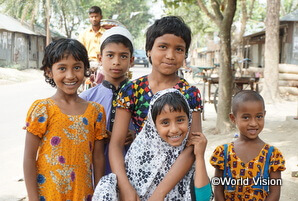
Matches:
[210,143,286,201]
[25,98,107,200]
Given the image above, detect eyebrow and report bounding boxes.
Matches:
[156,42,185,48]
[56,62,83,66]
[105,51,129,55]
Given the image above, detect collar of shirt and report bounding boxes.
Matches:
[102,79,128,92]
[88,26,106,35]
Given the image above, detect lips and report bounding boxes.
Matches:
[247,129,258,135]
[110,69,122,73]
[64,82,77,85]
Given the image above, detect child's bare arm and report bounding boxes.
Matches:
[23,131,40,201]
[214,168,225,201]
[265,171,281,201]
[109,108,140,201]
[148,112,202,200]
[188,132,209,188]
[93,140,105,187]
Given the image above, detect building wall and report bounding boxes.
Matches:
[0,31,13,66]
[0,30,46,69]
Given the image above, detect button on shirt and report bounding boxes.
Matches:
[78,26,106,61]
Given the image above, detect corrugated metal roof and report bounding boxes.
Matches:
[0,13,38,35]
[280,9,298,21]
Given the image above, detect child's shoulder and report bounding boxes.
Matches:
[88,101,105,111]
[30,98,52,108]
[120,75,148,90]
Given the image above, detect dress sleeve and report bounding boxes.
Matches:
[25,99,48,138]
[185,86,203,112]
[194,183,213,201]
[270,147,286,172]
[210,145,225,170]
[94,104,108,141]
[115,81,135,112]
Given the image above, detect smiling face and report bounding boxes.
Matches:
[148,34,186,76]
[98,42,134,83]
[155,104,189,147]
[48,55,85,96]
[230,100,266,141]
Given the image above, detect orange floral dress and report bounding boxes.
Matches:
[210,143,286,201]
[25,98,107,201]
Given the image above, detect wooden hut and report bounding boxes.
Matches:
[0,13,63,69]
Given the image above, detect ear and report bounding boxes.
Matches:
[229,113,236,124]
[130,56,135,68]
[45,67,53,78]
[97,54,102,65]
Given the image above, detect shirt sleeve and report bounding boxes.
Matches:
[94,103,108,141]
[270,147,286,172]
[78,31,85,45]
[194,183,213,201]
[115,81,135,112]
[79,89,90,101]
[185,86,203,112]
[24,99,48,138]
[210,145,225,170]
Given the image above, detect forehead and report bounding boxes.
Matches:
[154,34,186,47]
[102,42,130,53]
[89,13,101,17]
[236,100,265,113]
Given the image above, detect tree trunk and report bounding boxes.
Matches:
[45,0,51,45]
[261,0,280,103]
[216,1,237,134]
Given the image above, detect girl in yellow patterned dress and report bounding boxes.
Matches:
[23,39,107,201]
[210,90,285,201]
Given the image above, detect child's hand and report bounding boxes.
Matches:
[187,132,207,157]
[125,129,135,145]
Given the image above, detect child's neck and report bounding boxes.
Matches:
[148,72,180,94]
[104,76,127,90]
[51,92,88,115]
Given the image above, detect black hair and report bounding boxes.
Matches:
[232,90,265,115]
[89,6,102,15]
[145,16,191,61]
[40,38,90,87]
[151,92,190,123]
[100,34,134,56]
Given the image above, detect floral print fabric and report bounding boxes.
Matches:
[25,98,107,201]
[116,75,202,133]
[210,143,286,201]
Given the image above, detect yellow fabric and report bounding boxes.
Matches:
[78,26,106,60]
[25,98,107,200]
[210,143,286,201]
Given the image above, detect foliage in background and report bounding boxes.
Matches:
[0,0,153,47]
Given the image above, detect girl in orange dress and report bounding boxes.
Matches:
[23,39,107,201]
[210,90,285,201]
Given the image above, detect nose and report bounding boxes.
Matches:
[249,118,258,126]
[165,49,175,60]
[112,56,120,65]
[169,122,179,134]
[66,69,75,79]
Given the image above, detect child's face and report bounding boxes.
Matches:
[47,55,85,95]
[148,34,186,75]
[98,43,134,81]
[230,101,266,141]
[155,104,189,147]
